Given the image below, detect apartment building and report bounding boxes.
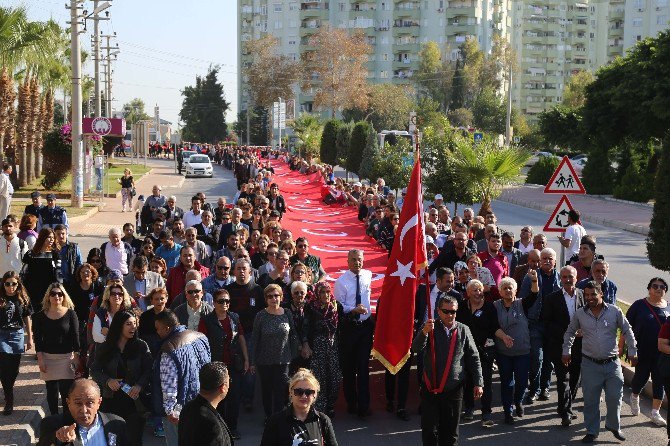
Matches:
[238,0,511,114]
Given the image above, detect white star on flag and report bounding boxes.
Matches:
[390,259,415,286]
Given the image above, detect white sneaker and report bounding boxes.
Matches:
[651,411,667,426]
[629,394,640,416]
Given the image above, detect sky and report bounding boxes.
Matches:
[6,0,238,125]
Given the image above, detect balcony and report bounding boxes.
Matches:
[607,44,623,54]
[301,6,323,17]
[446,6,477,18]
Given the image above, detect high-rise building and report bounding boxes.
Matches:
[238,0,510,115]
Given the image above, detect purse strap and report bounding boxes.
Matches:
[643,298,664,327]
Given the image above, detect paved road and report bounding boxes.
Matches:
[68,159,668,445]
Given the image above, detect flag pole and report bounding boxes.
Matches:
[414,128,437,391]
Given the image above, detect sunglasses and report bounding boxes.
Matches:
[50,291,64,297]
[440,308,457,315]
[187,289,202,294]
[216,299,231,304]
[651,284,668,291]
[4,281,18,287]
[292,387,316,397]
[110,291,124,297]
[296,244,307,248]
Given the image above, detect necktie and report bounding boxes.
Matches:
[354,274,361,320]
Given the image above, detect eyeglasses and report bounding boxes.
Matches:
[110,291,124,297]
[216,265,231,270]
[651,284,668,291]
[440,308,457,315]
[292,387,316,397]
[50,291,64,297]
[216,299,231,304]
[187,289,202,295]
[4,282,18,287]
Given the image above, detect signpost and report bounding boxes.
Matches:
[474,132,483,143]
[543,156,586,261]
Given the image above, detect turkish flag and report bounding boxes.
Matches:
[372,154,427,374]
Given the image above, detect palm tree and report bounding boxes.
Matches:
[452,139,531,215]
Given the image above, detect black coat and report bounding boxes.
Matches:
[540,288,585,356]
[178,394,233,446]
[193,222,220,249]
[38,412,130,446]
[260,406,337,446]
[90,338,153,399]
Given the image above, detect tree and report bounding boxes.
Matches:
[179,66,230,143]
[415,41,453,111]
[613,139,655,202]
[122,98,151,125]
[343,84,416,131]
[290,113,322,158]
[373,138,413,191]
[581,149,615,194]
[448,108,473,128]
[319,119,341,165]
[647,130,670,272]
[452,139,531,215]
[526,156,560,185]
[243,35,299,109]
[235,106,269,146]
[537,105,583,150]
[335,122,354,168]
[472,86,507,135]
[347,121,371,175]
[302,27,370,117]
[562,70,594,108]
[358,123,379,181]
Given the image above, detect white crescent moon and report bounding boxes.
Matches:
[399,214,419,250]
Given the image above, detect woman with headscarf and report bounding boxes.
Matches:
[302,281,341,418]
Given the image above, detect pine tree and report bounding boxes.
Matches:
[347,121,370,175]
[320,119,341,165]
[647,130,670,272]
[581,148,614,194]
[358,123,379,181]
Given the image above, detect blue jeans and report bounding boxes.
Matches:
[242,333,256,404]
[581,358,623,436]
[162,417,178,446]
[498,353,530,413]
[528,324,553,396]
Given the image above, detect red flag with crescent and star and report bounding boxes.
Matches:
[372,153,427,374]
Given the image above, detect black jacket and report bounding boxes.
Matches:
[90,338,153,399]
[178,394,233,446]
[38,412,129,446]
[260,406,337,446]
[541,288,585,356]
[193,222,220,249]
[268,194,287,216]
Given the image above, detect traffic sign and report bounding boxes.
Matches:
[543,195,575,232]
[409,111,417,134]
[474,132,483,142]
[544,156,586,194]
[513,136,521,144]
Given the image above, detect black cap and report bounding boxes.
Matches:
[30,191,41,199]
[46,193,56,200]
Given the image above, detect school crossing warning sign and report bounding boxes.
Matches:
[544,156,586,194]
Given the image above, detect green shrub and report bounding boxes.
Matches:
[613,158,653,202]
[647,131,670,272]
[41,126,72,190]
[582,149,615,194]
[526,156,560,185]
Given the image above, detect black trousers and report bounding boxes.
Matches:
[339,319,373,413]
[45,379,73,415]
[463,348,494,415]
[257,364,289,418]
[102,392,146,446]
[547,347,582,416]
[0,353,21,399]
[217,369,242,430]
[385,357,411,410]
[421,384,464,446]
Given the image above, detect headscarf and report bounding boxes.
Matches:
[308,282,338,339]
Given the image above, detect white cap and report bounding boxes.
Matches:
[434,194,443,200]
[425,235,435,245]
[353,181,362,187]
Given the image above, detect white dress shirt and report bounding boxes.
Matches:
[182,210,203,228]
[105,242,128,275]
[563,288,578,321]
[334,269,372,321]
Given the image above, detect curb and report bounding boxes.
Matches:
[622,364,667,409]
[497,195,650,236]
[68,205,100,224]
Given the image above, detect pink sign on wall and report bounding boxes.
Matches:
[82,117,126,137]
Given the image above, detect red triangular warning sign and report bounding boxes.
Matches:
[544,156,586,194]
[543,195,575,232]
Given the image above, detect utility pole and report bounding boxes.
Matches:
[245,99,251,147]
[505,63,513,146]
[86,1,111,117]
[68,0,85,208]
[101,33,118,117]
[155,104,162,144]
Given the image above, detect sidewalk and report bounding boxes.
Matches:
[498,184,652,235]
[69,160,185,237]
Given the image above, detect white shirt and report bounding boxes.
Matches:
[0,236,28,275]
[425,285,445,322]
[517,240,533,255]
[563,223,587,263]
[186,304,202,330]
[435,233,448,249]
[182,210,203,228]
[334,269,372,321]
[105,242,128,275]
[563,288,578,321]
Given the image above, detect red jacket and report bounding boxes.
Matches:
[166,261,210,305]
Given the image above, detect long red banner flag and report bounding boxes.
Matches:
[372,154,427,374]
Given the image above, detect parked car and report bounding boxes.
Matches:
[570,153,588,161]
[572,157,587,174]
[185,154,214,178]
[180,150,197,161]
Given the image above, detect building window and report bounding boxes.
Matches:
[637,34,642,40]
[288,37,297,45]
[289,20,298,28]
[274,20,283,29]
[339,2,346,11]
[658,0,668,7]
[289,2,298,11]
[658,14,667,24]
[633,17,642,26]
[274,3,282,12]
[383,53,389,61]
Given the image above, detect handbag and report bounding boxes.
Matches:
[130,187,137,197]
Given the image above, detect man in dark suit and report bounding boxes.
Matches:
[179,362,234,445]
[193,210,220,250]
[501,231,522,276]
[541,265,584,427]
[512,249,541,286]
[38,379,130,446]
[218,208,249,250]
[123,256,166,310]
